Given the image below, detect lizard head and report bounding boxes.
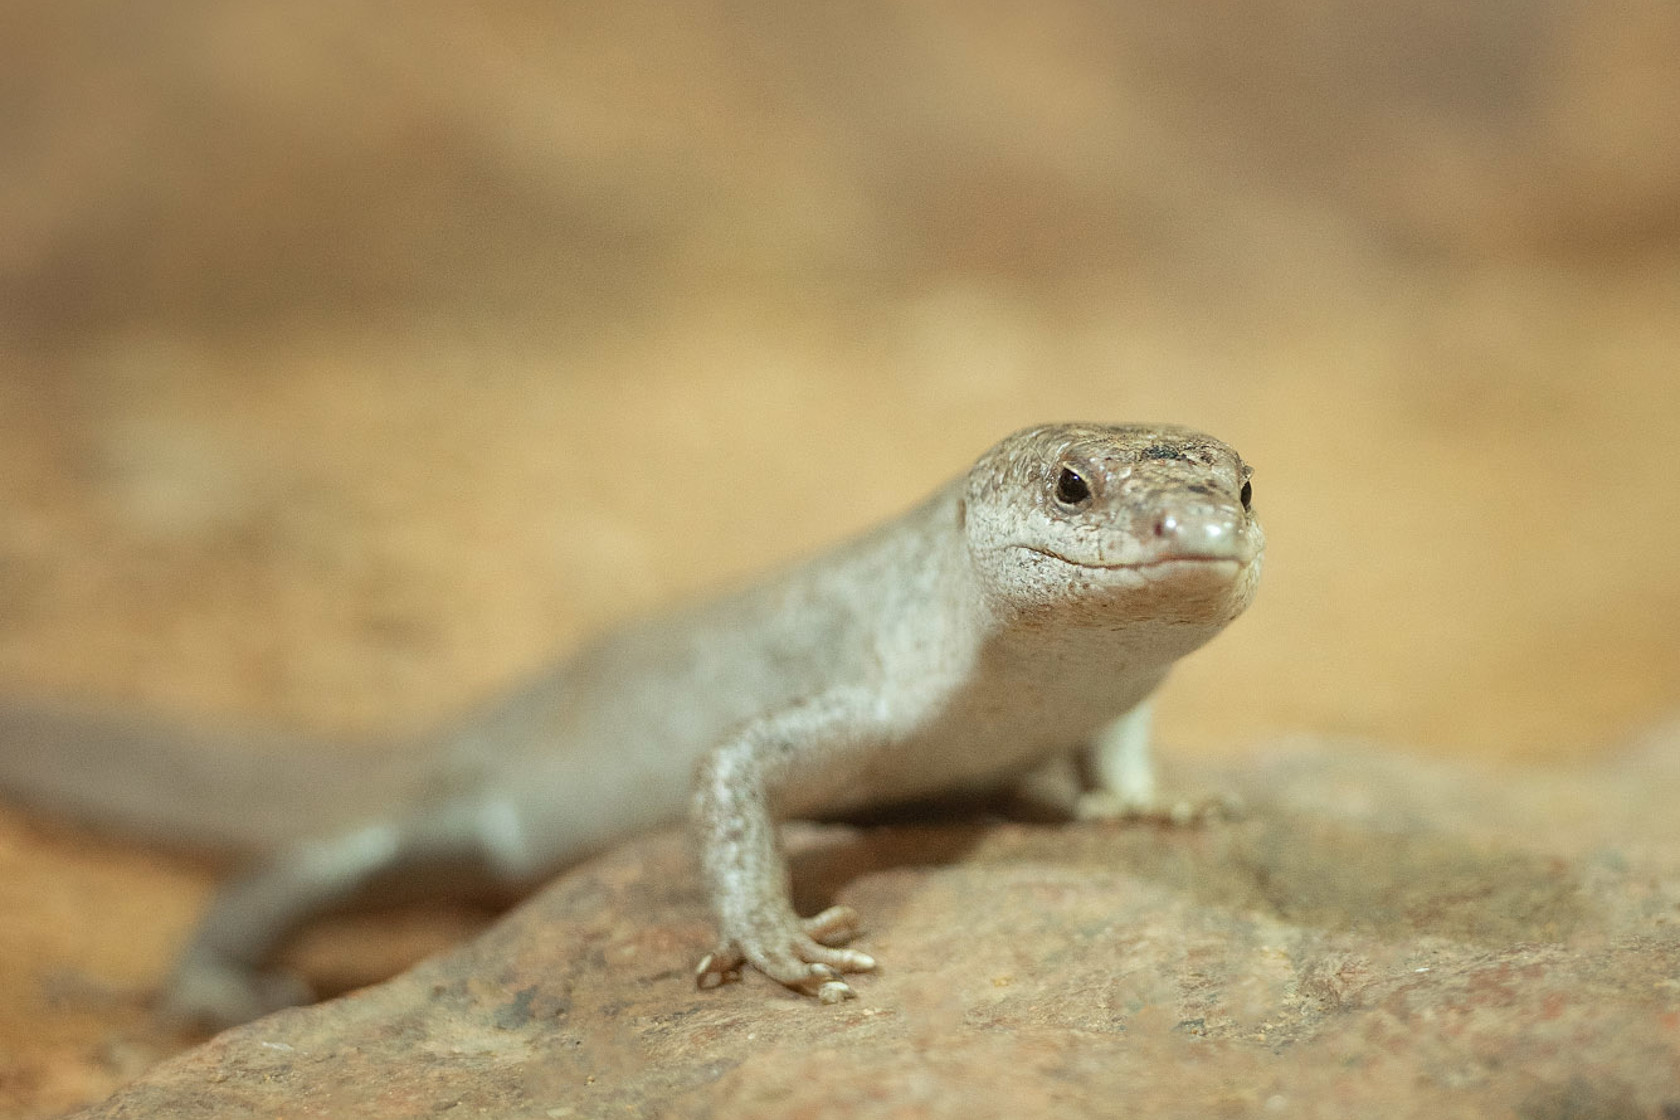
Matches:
[961,422,1264,641]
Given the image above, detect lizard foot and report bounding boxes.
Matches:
[1075,790,1244,827]
[696,904,874,1003]
[158,952,314,1032]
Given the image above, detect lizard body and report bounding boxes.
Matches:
[0,422,1262,1022]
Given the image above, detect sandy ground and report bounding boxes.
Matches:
[1,1,1678,1114]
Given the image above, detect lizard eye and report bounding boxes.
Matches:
[1239,479,1253,511]
[1054,466,1092,508]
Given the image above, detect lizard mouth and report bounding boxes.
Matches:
[1018,546,1253,573]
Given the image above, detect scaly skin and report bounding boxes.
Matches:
[0,423,1262,1024]
[682,423,1262,1000]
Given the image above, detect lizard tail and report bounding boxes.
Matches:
[0,698,422,857]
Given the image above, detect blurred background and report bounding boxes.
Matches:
[1,0,1677,1113]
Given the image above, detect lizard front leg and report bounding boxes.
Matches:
[1075,700,1238,824]
[995,703,1159,822]
[1079,699,1160,818]
[691,693,879,1003]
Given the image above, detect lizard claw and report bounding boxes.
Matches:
[694,948,743,989]
[696,906,874,999]
[817,978,856,1004]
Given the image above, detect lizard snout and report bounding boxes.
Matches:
[1148,504,1253,563]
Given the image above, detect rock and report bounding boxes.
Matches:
[71,729,1680,1118]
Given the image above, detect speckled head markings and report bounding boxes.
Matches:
[962,423,1263,632]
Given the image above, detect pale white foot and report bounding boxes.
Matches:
[696,904,874,1003]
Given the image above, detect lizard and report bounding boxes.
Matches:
[0,421,1263,1024]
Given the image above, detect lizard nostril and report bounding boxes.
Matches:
[1153,515,1177,539]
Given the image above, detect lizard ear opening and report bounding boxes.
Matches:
[954,496,966,530]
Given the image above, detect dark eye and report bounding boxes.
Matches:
[1054,467,1092,507]
[1240,480,1253,510]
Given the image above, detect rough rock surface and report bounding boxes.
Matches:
[70,728,1680,1119]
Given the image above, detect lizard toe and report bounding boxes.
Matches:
[694,945,746,989]
[801,904,861,946]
